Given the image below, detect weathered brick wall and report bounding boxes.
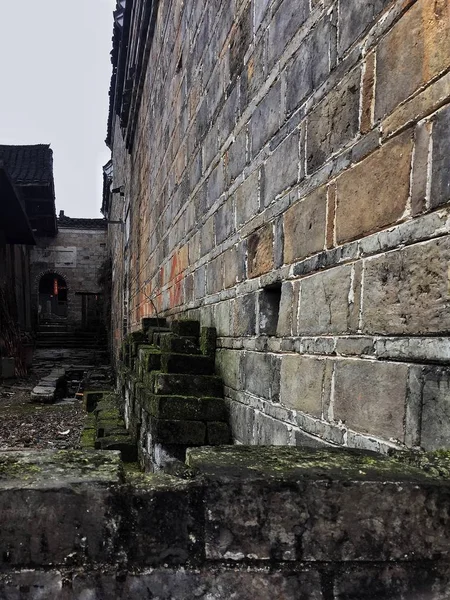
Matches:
[31,228,107,327]
[109,0,450,452]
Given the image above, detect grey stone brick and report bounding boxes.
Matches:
[338,0,392,55]
[267,0,310,70]
[285,16,332,114]
[235,169,259,228]
[298,264,359,335]
[334,359,408,441]
[241,351,281,402]
[280,354,326,416]
[306,67,361,173]
[250,80,282,157]
[431,104,450,208]
[262,131,299,208]
[226,127,247,183]
[361,237,450,335]
[215,196,235,245]
[420,366,450,451]
[233,293,257,336]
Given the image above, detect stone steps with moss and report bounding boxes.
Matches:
[119,319,230,471]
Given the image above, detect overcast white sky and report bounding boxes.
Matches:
[0,0,115,218]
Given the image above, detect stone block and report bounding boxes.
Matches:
[285,16,331,114]
[262,132,299,207]
[161,353,215,375]
[0,450,121,567]
[207,422,231,445]
[153,373,224,398]
[247,222,274,278]
[214,196,235,245]
[335,130,413,244]
[215,300,232,337]
[306,67,361,173]
[226,127,247,183]
[250,80,282,157]
[298,264,360,335]
[187,445,450,562]
[361,237,450,335]
[267,0,310,69]
[431,104,450,209]
[200,327,217,357]
[283,186,327,263]
[0,572,64,599]
[334,563,450,600]
[150,418,206,445]
[171,320,200,338]
[253,411,293,445]
[216,348,241,391]
[276,281,295,337]
[144,394,227,422]
[334,359,408,441]
[31,385,55,403]
[241,351,281,402]
[280,355,327,417]
[235,169,259,228]
[160,334,200,355]
[229,3,251,81]
[121,473,203,567]
[375,0,450,120]
[338,0,391,55]
[121,568,323,600]
[233,293,256,337]
[223,246,238,289]
[96,435,137,461]
[420,366,450,451]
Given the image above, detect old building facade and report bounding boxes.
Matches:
[105,0,450,453]
[0,145,108,375]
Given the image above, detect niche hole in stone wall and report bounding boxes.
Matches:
[258,283,282,336]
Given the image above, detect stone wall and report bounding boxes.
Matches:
[1,447,450,599]
[31,227,107,328]
[108,0,450,452]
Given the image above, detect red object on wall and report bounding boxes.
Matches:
[53,278,58,295]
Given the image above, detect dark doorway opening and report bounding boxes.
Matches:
[38,273,68,320]
[76,292,103,329]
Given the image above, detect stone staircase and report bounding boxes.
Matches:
[81,318,230,472]
[36,325,106,349]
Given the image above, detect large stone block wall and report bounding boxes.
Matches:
[109,0,450,452]
[31,228,107,327]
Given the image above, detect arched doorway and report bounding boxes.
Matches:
[38,273,68,321]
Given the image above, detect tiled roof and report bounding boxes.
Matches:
[58,214,107,230]
[0,144,54,185]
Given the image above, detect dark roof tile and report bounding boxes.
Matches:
[0,144,54,185]
[58,215,107,230]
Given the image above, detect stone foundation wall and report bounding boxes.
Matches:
[108,0,450,451]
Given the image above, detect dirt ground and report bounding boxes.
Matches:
[0,377,85,451]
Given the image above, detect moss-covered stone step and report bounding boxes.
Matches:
[137,346,162,377]
[153,373,223,398]
[159,333,200,355]
[170,320,201,338]
[200,327,217,357]
[206,422,231,445]
[143,394,228,422]
[150,418,206,445]
[160,353,215,375]
[142,317,168,331]
[95,435,137,461]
